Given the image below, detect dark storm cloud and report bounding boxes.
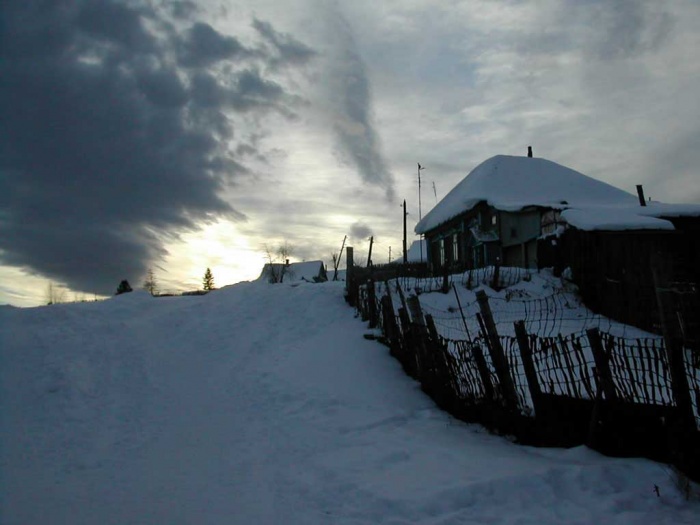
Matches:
[76,0,157,53]
[325,8,395,201]
[165,0,198,20]
[178,22,250,67]
[252,18,316,68]
[0,0,313,294]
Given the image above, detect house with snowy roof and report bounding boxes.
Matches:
[415,153,700,271]
[258,260,328,283]
[415,152,700,333]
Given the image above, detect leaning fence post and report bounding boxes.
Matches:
[381,290,398,351]
[472,341,495,402]
[586,328,617,402]
[426,313,455,406]
[345,247,355,305]
[476,290,519,410]
[492,258,501,290]
[367,279,378,328]
[407,295,430,380]
[514,321,542,415]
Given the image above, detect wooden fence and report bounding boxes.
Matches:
[351,276,700,481]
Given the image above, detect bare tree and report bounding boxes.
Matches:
[277,242,293,283]
[45,282,65,305]
[263,241,294,283]
[143,268,158,296]
[277,241,293,263]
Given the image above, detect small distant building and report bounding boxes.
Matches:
[258,260,328,283]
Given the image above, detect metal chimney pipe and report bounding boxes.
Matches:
[527,146,533,158]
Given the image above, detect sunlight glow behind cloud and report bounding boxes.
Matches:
[2,0,699,306]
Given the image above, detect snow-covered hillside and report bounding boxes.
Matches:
[0,282,696,524]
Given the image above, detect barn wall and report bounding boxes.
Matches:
[561,228,699,336]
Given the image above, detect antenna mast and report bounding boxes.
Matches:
[418,163,426,263]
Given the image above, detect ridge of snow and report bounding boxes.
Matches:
[560,207,676,231]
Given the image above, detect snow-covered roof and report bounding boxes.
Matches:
[560,208,675,232]
[400,241,428,262]
[560,202,700,232]
[415,154,700,234]
[258,261,327,283]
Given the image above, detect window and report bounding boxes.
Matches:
[491,215,497,226]
[439,238,446,267]
[452,233,459,262]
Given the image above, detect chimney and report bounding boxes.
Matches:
[527,146,533,158]
[636,185,647,207]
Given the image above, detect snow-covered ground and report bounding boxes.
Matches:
[1,281,697,524]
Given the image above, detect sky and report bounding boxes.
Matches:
[2,0,699,306]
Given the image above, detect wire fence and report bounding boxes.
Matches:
[351,266,700,480]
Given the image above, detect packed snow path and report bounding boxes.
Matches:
[1,282,696,524]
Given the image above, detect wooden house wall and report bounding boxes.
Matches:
[499,210,540,248]
[560,228,698,335]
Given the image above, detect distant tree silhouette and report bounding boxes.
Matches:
[263,241,294,283]
[116,280,133,295]
[45,282,65,305]
[203,268,215,291]
[143,268,158,296]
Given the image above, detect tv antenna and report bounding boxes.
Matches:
[417,163,426,221]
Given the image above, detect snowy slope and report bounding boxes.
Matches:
[1,282,697,524]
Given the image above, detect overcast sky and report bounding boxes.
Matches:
[2,0,699,306]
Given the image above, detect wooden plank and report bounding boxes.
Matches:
[367,279,377,328]
[637,339,656,405]
[587,328,618,402]
[476,290,519,410]
[514,321,542,415]
[573,336,595,399]
[471,341,495,402]
[652,254,697,432]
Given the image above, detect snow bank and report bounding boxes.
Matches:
[1,281,696,524]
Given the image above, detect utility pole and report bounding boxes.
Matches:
[403,199,408,264]
[333,235,347,281]
[388,246,392,263]
[367,236,374,267]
